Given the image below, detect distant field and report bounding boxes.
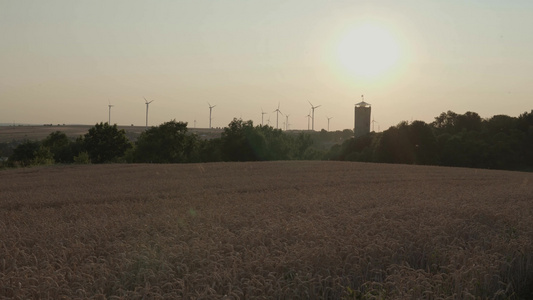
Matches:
[0,125,224,143]
[1,161,532,299]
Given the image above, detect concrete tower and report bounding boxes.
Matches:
[354,95,371,137]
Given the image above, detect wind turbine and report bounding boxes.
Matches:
[108,100,114,124]
[144,97,154,129]
[306,110,311,131]
[285,114,290,131]
[372,118,379,132]
[327,116,333,132]
[208,102,216,128]
[308,101,321,131]
[261,108,267,126]
[273,102,283,129]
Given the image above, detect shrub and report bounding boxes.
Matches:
[73,151,91,164]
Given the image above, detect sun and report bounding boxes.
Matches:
[335,23,402,79]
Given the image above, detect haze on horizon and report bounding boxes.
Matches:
[1,0,532,131]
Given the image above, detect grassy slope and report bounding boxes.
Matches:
[1,161,532,299]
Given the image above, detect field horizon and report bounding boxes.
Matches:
[0,124,229,144]
[1,161,532,299]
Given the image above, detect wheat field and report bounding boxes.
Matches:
[1,161,532,299]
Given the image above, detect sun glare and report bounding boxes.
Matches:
[335,23,402,80]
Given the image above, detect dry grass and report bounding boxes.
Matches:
[1,161,532,299]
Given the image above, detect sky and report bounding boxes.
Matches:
[1,0,532,131]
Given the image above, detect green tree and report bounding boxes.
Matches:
[486,131,524,169]
[437,130,489,168]
[42,131,74,163]
[221,119,261,161]
[375,122,415,164]
[0,141,17,162]
[433,111,482,134]
[407,120,438,165]
[484,115,517,135]
[255,124,294,160]
[482,115,524,169]
[219,119,302,161]
[294,132,314,160]
[73,151,91,164]
[32,145,55,166]
[456,111,482,132]
[371,121,437,165]
[432,110,458,133]
[199,138,223,162]
[517,110,533,133]
[333,132,375,161]
[517,110,533,169]
[132,120,199,163]
[81,122,131,163]
[301,147,325,160]
[9,140,41,167]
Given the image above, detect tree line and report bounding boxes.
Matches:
[327,110,533,171]
[3,110,532,171]
[3,119,318,167]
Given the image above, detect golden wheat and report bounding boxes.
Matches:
[1,161,532,299]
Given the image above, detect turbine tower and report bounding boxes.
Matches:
[261,108,267,126]
[372,118,379,132]
[208,102,216,128]
[273,102,283,129]
[308,101,321,131]
[144,97,154,129]
[108,100,114,124]
[327,116,333,132]
[285,114,290,131]
[306,110,311,131]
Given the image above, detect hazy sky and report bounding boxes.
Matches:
[1,0,532,131]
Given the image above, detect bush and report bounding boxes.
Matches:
[32,146,55,166]
[42,131,74,163]
[131,120,198,163]
[81,123,131,163]
[73,151,91,164]
[8,140,41,167]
